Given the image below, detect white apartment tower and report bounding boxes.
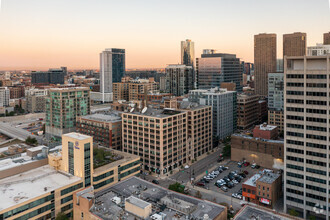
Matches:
[284,55,330,219]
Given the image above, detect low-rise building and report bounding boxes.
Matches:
[25,88,48,113]
[253,123,278,140]
[231,133,284,169]
[0,133,140,219]
[234,204,297,220]
[76,112,122,150]
[73,176,227,220]
[8,86,25,99]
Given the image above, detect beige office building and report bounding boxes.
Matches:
[122,105,211,175]
[283,32,306,57]
[254,33,277,96]
[284,55,330,219]
[237,94,259,130]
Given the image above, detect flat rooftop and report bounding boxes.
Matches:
[93,149,139,175]
[129,108,184,118]
[257,124,277,131]
[126,196,151,209]
[243,173,262,187]
[234,205,294,220]
[63,132,91,140]
[232,133,283,144]
[257,172,281,184]
[80,113,121,123]
[91,176,226,220]
[0,165,81,211]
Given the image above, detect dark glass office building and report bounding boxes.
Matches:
[197,51,243,92]
[31,68,65,85]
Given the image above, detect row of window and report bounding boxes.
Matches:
[60,182,83,196]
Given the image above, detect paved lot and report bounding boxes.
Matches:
[197,161,263,197]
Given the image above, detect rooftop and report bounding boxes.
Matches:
[256,123,277,131]
[257,172,281,184]
[93,149,139,175]
[232,133,283,144]
[234,205,294,220]
[128,108,184,118]
[80,113,121,123]
[90,176,226,220]
[63,132,91,140]
[126,196,151,209]
[0,165,81,211]
[49,87,89,91]
[243,173,262,187]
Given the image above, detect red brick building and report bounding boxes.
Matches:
[253,123,278,140]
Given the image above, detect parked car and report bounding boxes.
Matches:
[243,170,249,175]
[196,182,206,187]
[202,178,210,183]
[239,173,246,178]
[232,180,239,185]
[221,186,228,192]
[226,182,234,188]
[236,194,242,199]
[232,193,238,198]
[244,162,250,167]
[152,180,159,184]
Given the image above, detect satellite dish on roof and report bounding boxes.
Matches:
[142,107,147,114]
[130,108,134,113]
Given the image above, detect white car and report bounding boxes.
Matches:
[232,180,239,185]
[236,194,242,200]
[232,193,238,198]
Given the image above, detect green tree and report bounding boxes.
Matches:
[25,136,38,145]
[222,144,231,158]
[55,212,69,220]
[288,209,299,217]
[169,182,186,194]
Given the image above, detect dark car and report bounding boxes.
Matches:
[201,178,210,183]
[234,176,242,182]
[228,175,235,180]
[243,170,249,175]
[226,182,234,188]
[224,177,230,182]
[239,173,246,178]
[152,180,159,184]
[196,182,206,187]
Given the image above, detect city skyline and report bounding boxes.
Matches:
[0,0,329,70]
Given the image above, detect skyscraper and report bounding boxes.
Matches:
[165,64,194,96]
[197,50,243,92]
[324,32,330,45]
[283,32,306,57]
[254,33,277,96]
[100,48,125,102]
[284,55,330,219]
[181,39,195,67]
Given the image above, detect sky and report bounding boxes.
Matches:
[0,0,329,70]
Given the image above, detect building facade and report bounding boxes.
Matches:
[237,94,259,130]
[100,48,125,102]
[324,32,330,45]
[189,88,237,140]
[0,87,10,107]
[25,88,48,113]
[283,32,307,57]
[268,109,284,134]
[45,87,91,140]
[8,86,25,99]
[231,134,284,169]
[76,113,122,150]
[197,50,243,92]
[181,39,195,67]
[254,33,277,96]
[284,55,330,219]
[165,65,194,96]
[307,43,330,56]
[31,68,65,85]
[268,73,284,110]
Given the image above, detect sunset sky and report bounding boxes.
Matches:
[0,0,329,70]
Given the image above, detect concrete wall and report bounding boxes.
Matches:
[0,158,48,179]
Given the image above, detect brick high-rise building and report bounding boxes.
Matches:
[237,93,259,130]
[254,33,277,96]
[324,32,330,45]
[283,32,306,57]
[284,55,330,219]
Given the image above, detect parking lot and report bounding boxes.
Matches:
[194,160,263,200]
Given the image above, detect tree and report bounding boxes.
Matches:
[169,182,186,194]
[222,144,231,158]
[55,212,69,220]
[195,190,202,199]
[25,136,38,145]
[288,209,299,217]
